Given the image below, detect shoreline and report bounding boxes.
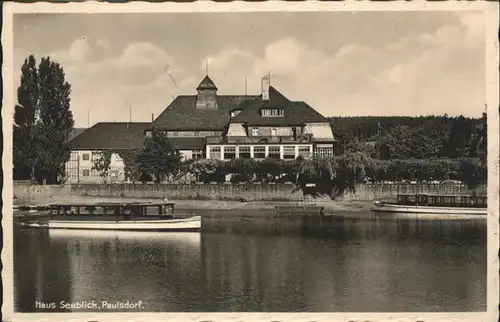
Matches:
[12,197,487,221]
[13,195,374,213]
[12,196,486,220]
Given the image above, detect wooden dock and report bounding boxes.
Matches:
[275,205,324,215]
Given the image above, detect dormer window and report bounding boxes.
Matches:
[231,110,241,117]
[261,109,284,117]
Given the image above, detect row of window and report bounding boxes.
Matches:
[249,127,303,137]
[261,109,285,117]
[65,163,79,180]
[192,150,204,159]
[314,147,334,157]
[80,152,122,162]
[78,149,206,167]
[167,131,223,137]
[80,169,120,177]
[208,145,312,160]
[73,147,331,169]
[164,128,301,137]
[250,127,284,136]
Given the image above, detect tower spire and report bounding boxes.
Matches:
[205,60,209,76]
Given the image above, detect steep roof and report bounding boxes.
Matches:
[65,127,87,143]
[168,137,206,150]
[66,122,150,150]
[153,95,259,130]
[230,87,328,126]
[153,85,327,130]
[266,86,290,104]
[197,75,218,90]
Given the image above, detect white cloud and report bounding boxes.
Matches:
[202,12,485,118]
[459,11,485,43]
[51,37,90,63]
[115,42,173,68]
[36,40,183,126]
[14,12,484,127]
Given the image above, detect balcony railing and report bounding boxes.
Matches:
[205,135,313,145]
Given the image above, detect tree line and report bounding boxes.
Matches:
[331,114,487,160]
[177,155,486,187]
[93,129,486,190]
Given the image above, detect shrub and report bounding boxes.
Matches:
[174,155,486,187]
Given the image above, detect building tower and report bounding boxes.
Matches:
[195,75,219,109]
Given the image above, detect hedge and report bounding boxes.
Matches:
[179,157,486,185]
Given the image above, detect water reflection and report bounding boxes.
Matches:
[14,214,486,312]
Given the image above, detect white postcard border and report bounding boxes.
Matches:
[2,1,499,322]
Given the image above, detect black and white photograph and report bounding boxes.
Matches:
[2,2,499,322]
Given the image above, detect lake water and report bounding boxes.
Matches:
[14,211,487,312]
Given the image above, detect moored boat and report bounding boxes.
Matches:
[372,194,487,215]
[19,201,202,232]
[21,216,202,232]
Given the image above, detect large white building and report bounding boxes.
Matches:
[65,75,335,183]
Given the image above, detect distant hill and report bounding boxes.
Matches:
[328,115,484,141]
[329,115,486,159]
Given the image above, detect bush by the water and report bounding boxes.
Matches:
[171,155,485,200]
[178,156,486,185]
[366,158,486,184]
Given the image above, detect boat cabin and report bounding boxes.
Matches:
[396,194,487,208]
[48,201,175,218]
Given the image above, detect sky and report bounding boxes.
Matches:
[13,11,486,128]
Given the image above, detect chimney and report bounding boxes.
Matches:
[151,113,154,122]
[261,73,270,100]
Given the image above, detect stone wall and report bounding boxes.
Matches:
[13,181,485,203]
[13,183,73,205]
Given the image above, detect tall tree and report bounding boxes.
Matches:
[91,151,113,183]
[136,130,182,183]
[442,115,475,158]
[379,125,413,159]
[116,150,141,182]
[474,112,487,162]
[378,124,448,159]
[35,57,75,184]
[14,56,75,183]
[293,153,371,201]
[13,56,39,180]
